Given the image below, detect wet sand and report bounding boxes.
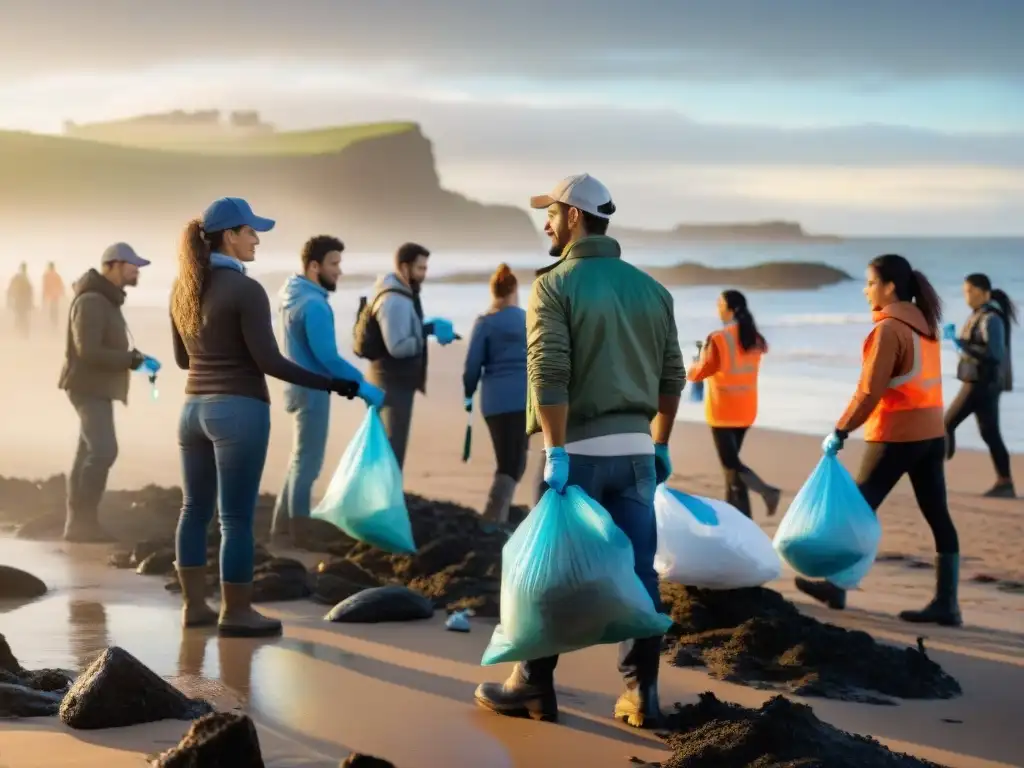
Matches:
[1,309,1023,766]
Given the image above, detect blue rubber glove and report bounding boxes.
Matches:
[654,443,672,484]
[425,318,457,346]
[942,323,957,342]
[822,430,845,456]
[464,396,473,412]
[543,446,570,494]
[141,355,161,375]
[357,380,385,408]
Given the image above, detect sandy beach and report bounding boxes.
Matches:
[0,306,1022,767]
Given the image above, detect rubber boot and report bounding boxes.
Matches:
[482,474,517,524]
[898,553,963,627]
[177,565,218,628]
[739,468,782,517]
[474,663,558,722]
[218,582,283,638]
[724,470,752,518]
[614,682,664,729]
[794,577,847,610]
[63,505,116,544]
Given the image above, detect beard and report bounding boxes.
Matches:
[409,278,423,294]
[318,275,337,292]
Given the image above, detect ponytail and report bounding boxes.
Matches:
[909,269,942,336]
[990,288,1018,326]
[171,218,212,339]
[869,254,943,337]
[721,289,767,352]
[490,262,518,299]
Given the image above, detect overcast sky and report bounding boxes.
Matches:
[1,1,1021,234]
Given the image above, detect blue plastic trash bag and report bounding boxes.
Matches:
[311,407,416,554]
[688,380,704,403]
[481,487,671,666]
[772,454,881,586]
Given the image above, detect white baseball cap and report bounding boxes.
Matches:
[529,173,616,219]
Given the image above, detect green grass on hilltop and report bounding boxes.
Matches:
[0,121,419,159]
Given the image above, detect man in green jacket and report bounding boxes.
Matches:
[58,243,156,542]
[474,174,686,728]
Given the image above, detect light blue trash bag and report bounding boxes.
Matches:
[772,453,881,587]
[481,487,671,666]
[311,407,416,554]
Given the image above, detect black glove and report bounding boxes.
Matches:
[423,321,435,336]
[330,378,360,399]
[129,349,145,370]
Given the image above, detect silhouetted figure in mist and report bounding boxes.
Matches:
[42,261,66,331]
[58,244,154,543]
[6,262,33,338]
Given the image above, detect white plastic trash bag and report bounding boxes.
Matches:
[654,485,781,589]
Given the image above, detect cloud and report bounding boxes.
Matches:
[2,0,1022,82]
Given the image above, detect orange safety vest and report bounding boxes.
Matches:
[704,323,762,428]
[862,326,943,441]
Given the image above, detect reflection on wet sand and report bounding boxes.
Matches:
[67,600,108,671]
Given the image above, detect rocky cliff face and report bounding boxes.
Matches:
[0,125,540,252]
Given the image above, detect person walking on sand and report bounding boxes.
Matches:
[687,290,781,518]
[474,174,686,729]
[6,262,33,337]
[271,235,385,548]
[58,244,158,543]
[353,242,457,470]
[170,198,362,637]
[463,263,528,524]
[797,254,962,627]
[943,273,1017,499]
[42,262,66,331]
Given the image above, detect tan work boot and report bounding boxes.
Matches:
[218,581,283,638]
[177,565,218,628]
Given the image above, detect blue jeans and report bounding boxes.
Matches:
[176,395,271,584]
[522,452,661,687]
[273,389,331,527]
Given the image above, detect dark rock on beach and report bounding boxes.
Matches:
[660,584,961,704]
[152,711,265,768]
[251,557,312,602]
[311,559,383,605]
[639,691,946,767]
[59,646,212,729]
[340,755,397,768]
[0,565,47,600]
[325,585,435,623]
[0,633,74,718]
[136,548,177,576]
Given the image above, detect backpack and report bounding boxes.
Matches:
[352,287,407,361]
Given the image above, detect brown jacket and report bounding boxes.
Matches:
[58,270,136,403]
[836,301,945,443]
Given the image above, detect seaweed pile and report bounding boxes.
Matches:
[660,583,961,704]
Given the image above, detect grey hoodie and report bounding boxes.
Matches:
[369,272,427,392]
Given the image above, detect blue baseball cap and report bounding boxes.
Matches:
[202,197,275,233]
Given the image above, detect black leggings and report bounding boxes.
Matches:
[857,438,959,554]
[711,427,749,471]
[945,382,1012,479]
[485,411,528,481]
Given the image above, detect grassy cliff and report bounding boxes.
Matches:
[0,122,539,252]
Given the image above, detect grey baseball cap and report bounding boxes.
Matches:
[101,242,150,267]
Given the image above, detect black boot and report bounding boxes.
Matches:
[739,468,781,516]
[795,577,847,610]
[474,663,558,722]
[614,681,663,729]
[725,471,752,518]
[898,553,963,627]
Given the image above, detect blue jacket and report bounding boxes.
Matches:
[277,275,364,401]
[463,305,527,417]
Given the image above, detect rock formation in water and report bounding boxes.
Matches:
[0,565,47,600]
[0,633,74,718]
[59,646,212,729]
[614,219,842,244]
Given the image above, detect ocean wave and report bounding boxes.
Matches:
[764,313,870,328]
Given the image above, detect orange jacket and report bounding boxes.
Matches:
[687,322,763,428]
[837,302,945,443]
[43,270,65,303]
